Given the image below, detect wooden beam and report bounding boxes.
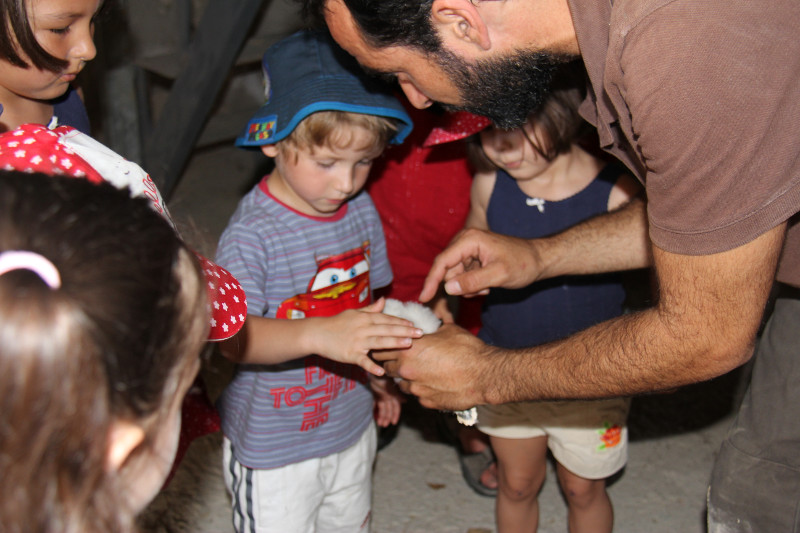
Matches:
[144,0,266,197]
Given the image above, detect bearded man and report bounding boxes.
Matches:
[305,0,800,530]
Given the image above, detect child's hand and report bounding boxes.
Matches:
[312,298,423,376]
[370,375,404,427]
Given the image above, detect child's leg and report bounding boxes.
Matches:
[316,423,377,532]
[224,433,373,533]
[555,463,613,533]
[492,434,549,533]
[223,436,320,533]
[545,398,629,533]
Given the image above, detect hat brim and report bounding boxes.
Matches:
[423,111,492,147]
[236,100,414,148]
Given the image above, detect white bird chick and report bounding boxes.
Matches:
[382,299,478,426]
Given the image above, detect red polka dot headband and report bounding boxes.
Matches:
[0,124,247,341]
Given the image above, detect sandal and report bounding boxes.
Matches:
[459,446,498,497]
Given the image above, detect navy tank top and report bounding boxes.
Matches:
[479,163,627,348]
[51,86,91,134]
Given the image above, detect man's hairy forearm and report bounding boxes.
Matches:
[485,308,743,403]
[536,197,651,280]
[482,225,784,404]
[422,198,650,302]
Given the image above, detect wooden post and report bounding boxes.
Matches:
[143,0,266,197]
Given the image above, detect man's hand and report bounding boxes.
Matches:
[373,324,497,410]
[419,199,650,304]
[419,228,543,302]
[382,224,786,408]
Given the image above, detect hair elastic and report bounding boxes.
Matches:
[0,251,62,289]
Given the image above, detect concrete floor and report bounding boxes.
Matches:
[138,143,748,532]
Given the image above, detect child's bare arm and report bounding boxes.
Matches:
[219,298,422,376]
[607,172,642,211]
[463,170,495,231]
[415,171,496,317]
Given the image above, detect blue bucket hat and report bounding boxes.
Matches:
[236,30,413,147]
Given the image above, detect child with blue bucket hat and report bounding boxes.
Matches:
[215,30,419,532]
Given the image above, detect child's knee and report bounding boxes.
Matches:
[498,463,546,500]
[560,476,607,508]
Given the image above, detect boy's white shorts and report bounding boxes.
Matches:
[222,423,376,533]
[477,397,630,479]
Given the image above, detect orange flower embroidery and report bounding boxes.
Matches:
[597,423,622,450]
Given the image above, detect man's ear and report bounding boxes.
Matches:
[261,144,279,158]
[431,0,491,50]
[106,420,145,472]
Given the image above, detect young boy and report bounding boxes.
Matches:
[214,30,419,533]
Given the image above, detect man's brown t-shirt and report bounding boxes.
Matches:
[570,0,800,286]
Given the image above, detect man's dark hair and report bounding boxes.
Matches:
[302,0,441,53]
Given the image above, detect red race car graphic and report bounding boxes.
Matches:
[276,242,372,319]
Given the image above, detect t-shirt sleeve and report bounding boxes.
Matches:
[618,1,800,255]
[215,221,270,317]
[361,193,393,290]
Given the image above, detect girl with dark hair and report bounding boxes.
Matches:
[0,0,102,132]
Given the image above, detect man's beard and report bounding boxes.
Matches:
[436,48,574,129]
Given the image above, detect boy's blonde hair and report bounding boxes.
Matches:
[276,110,399,160]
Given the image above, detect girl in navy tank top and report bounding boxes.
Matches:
[463,66,642,533]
